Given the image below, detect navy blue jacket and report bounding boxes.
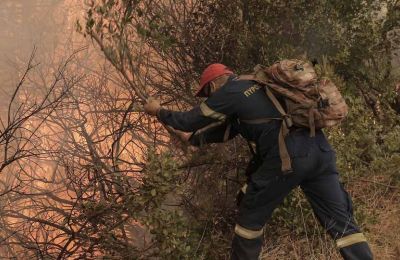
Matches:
[157,76,331,159]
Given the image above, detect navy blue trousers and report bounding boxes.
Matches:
[231,133,373,260]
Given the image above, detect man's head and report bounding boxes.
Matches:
[195,63,233,97]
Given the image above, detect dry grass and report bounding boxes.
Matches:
[259,175,400,260]
[358,178,400,260]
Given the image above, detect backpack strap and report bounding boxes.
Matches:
[223,122,232,142]
[241,117,293,174]
[264,87,293,128]
[237,74,295,173]
[237,82,294,174]
[278,121,293,174]
[240,118,277,124]
[308,108,316,137]
[261,87,294,173]
[236,74,259,81]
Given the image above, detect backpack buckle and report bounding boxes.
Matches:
[318,98,330,109]
[283,115,293,128]
[294,64,304,71]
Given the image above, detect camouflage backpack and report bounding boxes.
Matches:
[239,59,348,174]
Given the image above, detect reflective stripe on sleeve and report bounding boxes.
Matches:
[241,184,248,194]
[336,233,367,249]
[200,103,226,121]
[195,121,224,135]
[234,224,263,239]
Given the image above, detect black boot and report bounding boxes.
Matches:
[231,234,263,260]
[339,242,373,260]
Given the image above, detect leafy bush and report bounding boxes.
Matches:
[81,0,400,258]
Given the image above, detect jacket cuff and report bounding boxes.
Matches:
[188,132,197,146]
[156,108,166,121]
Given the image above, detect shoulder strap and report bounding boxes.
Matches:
[264,87,293,128]
[237,76,295,174]
[278,122,293,174]
[237,75,293,127]
[236,74,259,81]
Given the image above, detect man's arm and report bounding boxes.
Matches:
[188,121,238,146]
[143,97,222,132]
[145,81,237,132]
[157,106,218,132]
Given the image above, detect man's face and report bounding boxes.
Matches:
[200,75,229,97]
[203,80,221,97]
[202,83,212,97]
[201,82,217,97]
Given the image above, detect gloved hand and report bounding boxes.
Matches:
[143,97,161,116]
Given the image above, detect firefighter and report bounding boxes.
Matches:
[143,63,374,260]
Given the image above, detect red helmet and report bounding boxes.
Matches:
[195,63,233,97]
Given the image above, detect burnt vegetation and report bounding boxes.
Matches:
[0,1,399,259]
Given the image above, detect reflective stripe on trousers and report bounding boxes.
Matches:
[336,233,367,249]
[234,224,263,240]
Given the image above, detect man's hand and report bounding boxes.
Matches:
[169,127,198,152]
[143,97,161,116]
[173,128,192,142]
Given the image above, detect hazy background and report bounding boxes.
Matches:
[0,0,90,113]
[0,1,398,259]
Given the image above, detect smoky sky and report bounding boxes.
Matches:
[0,0,86,110]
